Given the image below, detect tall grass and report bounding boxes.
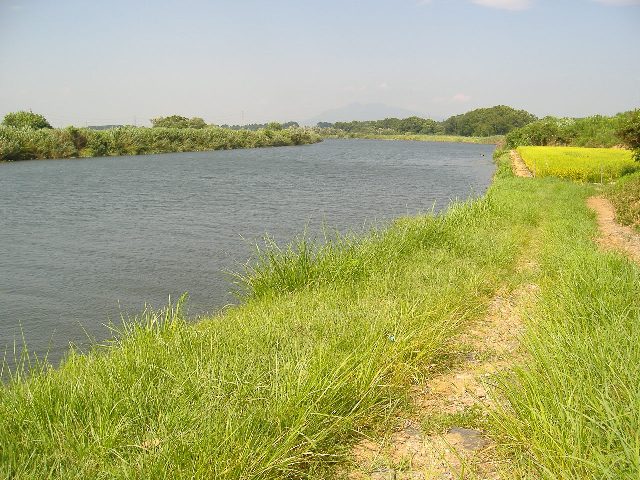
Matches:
[517,146,638,182]
[490,156,640,478]
[0,125,321,162]
[0,159,546,479]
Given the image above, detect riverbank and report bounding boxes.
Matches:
[0,125,321,162]
[323,133,503,144]
[1,152,639,478]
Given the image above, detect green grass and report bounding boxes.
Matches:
[517,146,639,182]
[2,153,639,478]
[488,155,640,478]
[0,158,539,479]
[607,171,640,231]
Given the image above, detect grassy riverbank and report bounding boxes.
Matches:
[1,153,639,478]
[0,125,321,161]
[1,158,530,478]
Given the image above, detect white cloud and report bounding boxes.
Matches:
[422,0,639,12]
[452,93,472,103]
[592,0,640,5]
[422,0,640,12]
[470,0,533,10]
[431,93,472,104]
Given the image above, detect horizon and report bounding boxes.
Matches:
[1,0,639,127]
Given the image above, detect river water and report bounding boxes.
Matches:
[0,139,495,364]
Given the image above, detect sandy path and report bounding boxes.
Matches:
[587,196,640,265]
[347,258,539,480]
[509,150,533,178]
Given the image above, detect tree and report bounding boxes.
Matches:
[151,115,207,129]
[187,117,207,129]
[398,116,440,134]
[442,106,537,136]
[266,122,283,131]
[2,111,52,129]
[616,109,640,161]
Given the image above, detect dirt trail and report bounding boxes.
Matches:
[347,261,539,480]
[587,196,640,265]
[509,150,533,178]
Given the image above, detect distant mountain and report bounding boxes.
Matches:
[303,102,427,125]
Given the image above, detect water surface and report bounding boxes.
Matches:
[0,139,495,363]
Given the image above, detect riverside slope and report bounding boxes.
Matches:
[1,154,639,479]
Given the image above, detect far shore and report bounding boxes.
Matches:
[323,133,503,145]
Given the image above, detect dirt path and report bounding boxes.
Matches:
[509,150,533,178]
[587,196,640,265]
[347,260,539,479]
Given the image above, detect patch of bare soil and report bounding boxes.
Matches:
[347,271,539,480]
[509,150,533,178]
[587,196,640,265]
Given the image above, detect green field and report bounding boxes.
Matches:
[1,154,639,478]
[517,146,639,182]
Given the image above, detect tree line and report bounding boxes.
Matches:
[148,115,302,132]
[3,107,638,161]
[317,104,640,160]
[320,105,537,137]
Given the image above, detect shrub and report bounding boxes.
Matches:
[151,115,207,129]
[2,111,53,130]
[616,109,640,161]
[0,126,321,161]
[506,112,633,149]
[607,171,640,231]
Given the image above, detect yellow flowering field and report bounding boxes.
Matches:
[517,146,638,182]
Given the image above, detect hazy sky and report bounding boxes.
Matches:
[1,0,639,126]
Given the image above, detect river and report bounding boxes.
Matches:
[0,139,495,364]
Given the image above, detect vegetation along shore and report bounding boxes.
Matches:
[3,105,637,162]
[1,109,639,478]
[314,105,637,149]
[330,133,504,145]
[0,112,321,162]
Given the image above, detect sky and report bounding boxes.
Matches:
[1,0,639,126]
